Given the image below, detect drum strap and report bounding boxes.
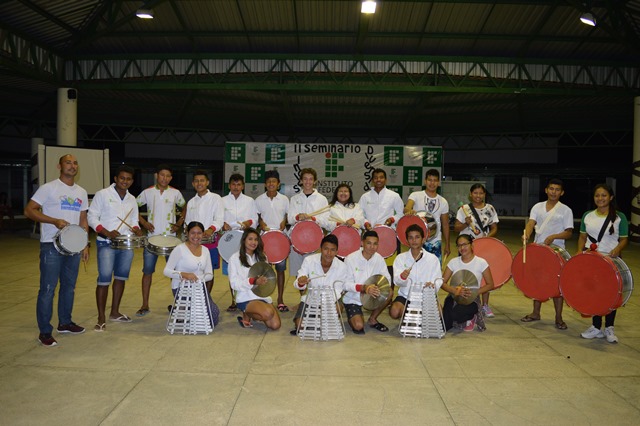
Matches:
[468,204,489,234]
[586,216,612,246]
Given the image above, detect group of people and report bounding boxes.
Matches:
[26,154,629,347]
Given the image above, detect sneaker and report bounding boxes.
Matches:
[475,310,486,331]
[604,326,618,343]
[57,322,85,334]
[463,316,476,332]
[482,305,495,318]
[38,333,58,347]
[581,325,604,339]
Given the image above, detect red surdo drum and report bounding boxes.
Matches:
[511,244,570,301]
[290,220,324,254]
[261,230,291,264]
[559,252,634,316]
[471,237,512,289]
[372,225,397,258]
[330,225,361,257]
[396,215,429,246]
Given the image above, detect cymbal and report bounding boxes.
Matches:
[450,269,479,305]
[361,274,391,311]
[248,261,276,297]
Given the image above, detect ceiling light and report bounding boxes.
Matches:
[580,12,596,26]
[136,9,154,19]
[361,1,376,14]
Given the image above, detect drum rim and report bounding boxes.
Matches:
[55,224,88,254]
[396,215,429,246]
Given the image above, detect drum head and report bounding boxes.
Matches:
[396,215,429,246]
[218,230,243,262]
[512,244,564,301]
[261,231,291,264]
[147,235,181,248]
[290,221,323,254]
[559,252,628,316]
[471,237,512,289]
[58,225,88,253]
[331,226,361,257]
[372,225,397,258]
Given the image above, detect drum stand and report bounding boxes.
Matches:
[166,280,214,335]
[298,281,345,341]
[399,280,446,339]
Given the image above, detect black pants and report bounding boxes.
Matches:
[592,309,616,328]
[442,296,478,331]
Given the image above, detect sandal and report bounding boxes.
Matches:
[351,327,365,335]
[136,308,150,317]
[227,304,238,312]
[109,314,132,323]
[237,316,253,328]
[520,315,540,323]
[555,321,568,330]
[369,322,389,332]
[94,323,106,332]
[277,304,290,312]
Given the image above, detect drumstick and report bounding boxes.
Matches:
[522,228,527,264]
[116,216,135,232]
[329,215,360,229]
[462,204,480,234]
[116,208,133,231]
[407,251,424,273]
[82,258,87,273]
[307,205,331,217]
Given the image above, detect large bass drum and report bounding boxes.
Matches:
[511,244,570,301]
[471,237,512,289]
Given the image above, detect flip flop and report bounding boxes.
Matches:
[237,316,253,328]
[94,323,106,332]
[136,308,150,317]
[351,327,365,335]
[277,304,290,312]
[369,322,389,332]
[520,315,540,323]
[109,314,132,323]
[555,321,568,330]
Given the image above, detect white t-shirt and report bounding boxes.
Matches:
[184,190,224,232]
[343,250,391,305]
[255,192,289,230]
[288,190,329,229]
[293,253,357,302]
[529,201,573,248]
[456,204,499,237]
[222,193,258,230]
[580,210,628,254]
[31,179,88,242]
[407,192,449,242]
[88,184,139,242]
[137,186,186,237]
[358,187,404,229]
[446,255,489,288]
[228,251,271,304]
[327,202,365,231]
[393,249,442,298]
[163,243,213,290]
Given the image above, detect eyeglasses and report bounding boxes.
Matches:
[456,242,471,248]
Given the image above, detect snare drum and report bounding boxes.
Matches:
[261,230,291,264]
[559,252,634,316]
[415,211,438,242]
[290,220,324,254]
[372,225,397,258]
[330,225,361,257]
[53,224,88,256]
[471,237,512,289]
[110,234,146,250]
[218,229,244,262]
[181,232,216,245]
[396,215,429,246]
[146,234,182,256]
[512,244,570,301]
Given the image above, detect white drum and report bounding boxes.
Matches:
[146,234,182,256]
[218,229,244,262]
[53,224,88,255]
[110,234,146,250]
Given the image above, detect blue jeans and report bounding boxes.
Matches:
[37,243,81,334]
[96,240,134,286]
[142,248,168,274]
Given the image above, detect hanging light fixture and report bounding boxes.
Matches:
[580,12,596,26]
[361,1,376,14]
[136,9,154,19]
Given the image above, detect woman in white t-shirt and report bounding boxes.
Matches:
[326,184,365,231]
[439,234,495,332]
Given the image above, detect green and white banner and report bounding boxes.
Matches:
[224,142,443,201]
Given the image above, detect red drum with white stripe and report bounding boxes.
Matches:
[331,225,361,257]
[261,230,291,264]
[559,252,634,316]
[396,215,429,246]
[471,237,512,289]
[511,244,569,301]
[290,220,324,254]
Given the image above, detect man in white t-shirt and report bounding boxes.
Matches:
[404,169,450,262]
[25,154,90,347]
[521,179,573,329]
[135,164,186,317]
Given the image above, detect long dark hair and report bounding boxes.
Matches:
[239,228,266,267]
[330,183,355,208]
[593,183,618,235]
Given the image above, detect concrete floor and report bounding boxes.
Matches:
[1,224,640,425]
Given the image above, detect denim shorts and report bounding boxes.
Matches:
[96,240,134,286]
[142,248,168,275]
